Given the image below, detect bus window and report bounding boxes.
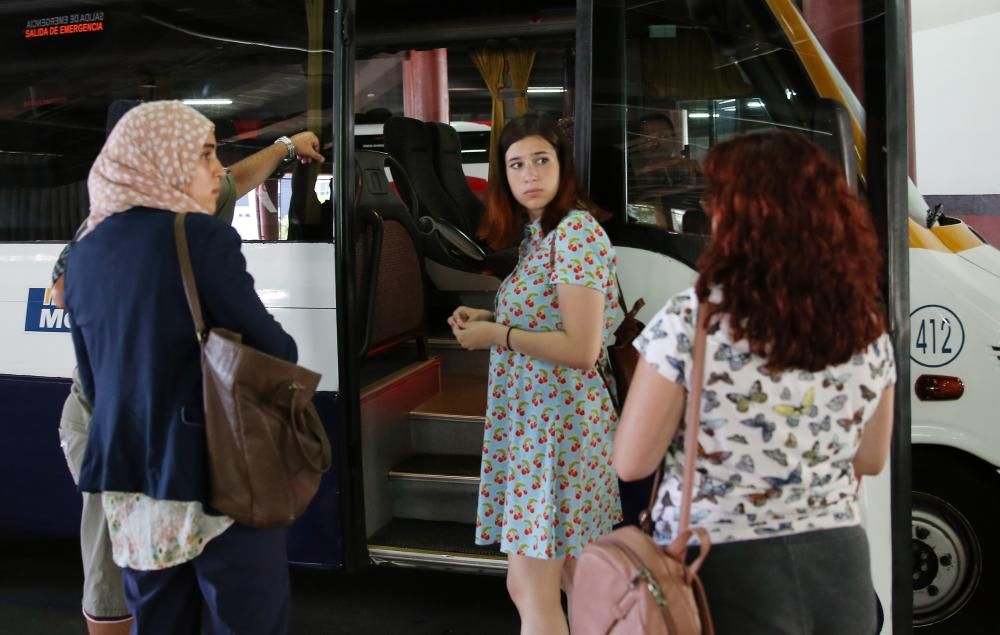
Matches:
[0,2,334,243]
[616,2,819,233]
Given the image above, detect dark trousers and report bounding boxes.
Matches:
[122,523,289,635]
[691,526,877,635]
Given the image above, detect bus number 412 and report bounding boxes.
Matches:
[915,318,952,355]
[909,304,965,368]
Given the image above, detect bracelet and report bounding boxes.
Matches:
[506,326,515,351]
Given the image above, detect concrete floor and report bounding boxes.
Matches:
[0,532,520,634]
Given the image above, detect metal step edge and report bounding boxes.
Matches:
[388,471,480,485]
[401,337,463,350]
[409,412,485,424]
[368,545,507,574]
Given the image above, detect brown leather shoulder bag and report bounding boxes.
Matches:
[174,212,331,528]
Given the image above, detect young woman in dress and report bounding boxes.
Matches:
[449,112,622,634]
[614,130,896,634]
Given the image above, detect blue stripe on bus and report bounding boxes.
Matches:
[0,375,79,536]
[287,391,344,569]
[0,376,344,569]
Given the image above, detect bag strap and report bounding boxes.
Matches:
[639,304,709,534]
[678,306,709,534]
[173,212,207,344]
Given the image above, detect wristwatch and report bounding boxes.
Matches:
[275,135,296,165]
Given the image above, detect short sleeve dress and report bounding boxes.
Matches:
[475,210,623,559]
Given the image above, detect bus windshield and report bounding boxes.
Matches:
[607,0,825,230]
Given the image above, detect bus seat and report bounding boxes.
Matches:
[354,150,428,359]
[383,117,515,281]
[806,97,856,191]
[0,181,88,241]
[426,122,484,236]
[383,116,473,235]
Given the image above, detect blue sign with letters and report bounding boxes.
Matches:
[24,287,71,333]
[909,304,964,368]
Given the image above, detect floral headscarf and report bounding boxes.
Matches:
[82,100,215,238]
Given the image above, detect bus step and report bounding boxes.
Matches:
[368,518,506,575]
[389,453,480,524]
[409,374,487,455]
[427,346,490,375]
[409,414,483,456]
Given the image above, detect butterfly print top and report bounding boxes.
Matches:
[634,287,896,544]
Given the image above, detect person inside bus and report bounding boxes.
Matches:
[627,112,701,230]
[612,130,896,635]
[448,111,622,635]
[60,101,302,635]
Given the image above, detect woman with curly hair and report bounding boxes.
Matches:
[613,130,895,634]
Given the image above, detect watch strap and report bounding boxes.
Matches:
[275,135,295,164]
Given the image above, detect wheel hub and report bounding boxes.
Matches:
[911,495,980,625]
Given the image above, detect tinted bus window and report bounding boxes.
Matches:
[1,2,333,242]
[611,1,819,231]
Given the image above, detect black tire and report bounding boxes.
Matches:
[912,445,999,632]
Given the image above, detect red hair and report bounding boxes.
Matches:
[695,130,885,371]
[479,112,606,250]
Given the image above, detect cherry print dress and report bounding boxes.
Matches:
[475,210,623,559]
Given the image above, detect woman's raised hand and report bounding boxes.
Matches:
[447,306,493,329]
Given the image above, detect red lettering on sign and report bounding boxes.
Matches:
[25,20,103,38]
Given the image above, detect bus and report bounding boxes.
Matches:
[0,0,990,631]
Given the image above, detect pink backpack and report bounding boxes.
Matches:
[568,311,714,635]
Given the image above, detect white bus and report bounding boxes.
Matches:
[2,0,990,630]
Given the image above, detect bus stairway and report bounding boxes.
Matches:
[366,337,505,573]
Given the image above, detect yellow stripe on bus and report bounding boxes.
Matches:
[909,219,950,252]
[932,222,985,253]
[765,0,867,182]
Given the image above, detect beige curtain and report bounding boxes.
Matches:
[470,48,506,181]
[506,48,536,114]
[641,29,751,99]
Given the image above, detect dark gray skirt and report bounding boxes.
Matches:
[689,525,877,635]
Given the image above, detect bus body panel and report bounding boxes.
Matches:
[2,241,340,387]
[0,375,78,536]
[0,241,344,566]
[614,246,697,325]
[908,247,1000,468]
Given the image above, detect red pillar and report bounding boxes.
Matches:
[802,0,865,102]
[402,49,449,123]
[803,0,916,179]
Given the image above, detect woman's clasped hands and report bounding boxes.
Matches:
[448,306,502,351]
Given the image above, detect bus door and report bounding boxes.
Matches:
[334,0,579,573]
[584,1,915,631]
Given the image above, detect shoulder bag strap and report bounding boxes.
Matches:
[173,212,207,344]
[678,306,709,534]
[639,303,709,534]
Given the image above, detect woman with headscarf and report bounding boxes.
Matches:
[63,101,297,635]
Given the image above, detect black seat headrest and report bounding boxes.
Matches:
[426,122,484,235]
[383,116,473,235]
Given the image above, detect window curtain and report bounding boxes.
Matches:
[470,48,506,181]
[641,28,751,99]
[506,48,536,115]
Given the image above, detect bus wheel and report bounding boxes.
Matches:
[912,447,996,630]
